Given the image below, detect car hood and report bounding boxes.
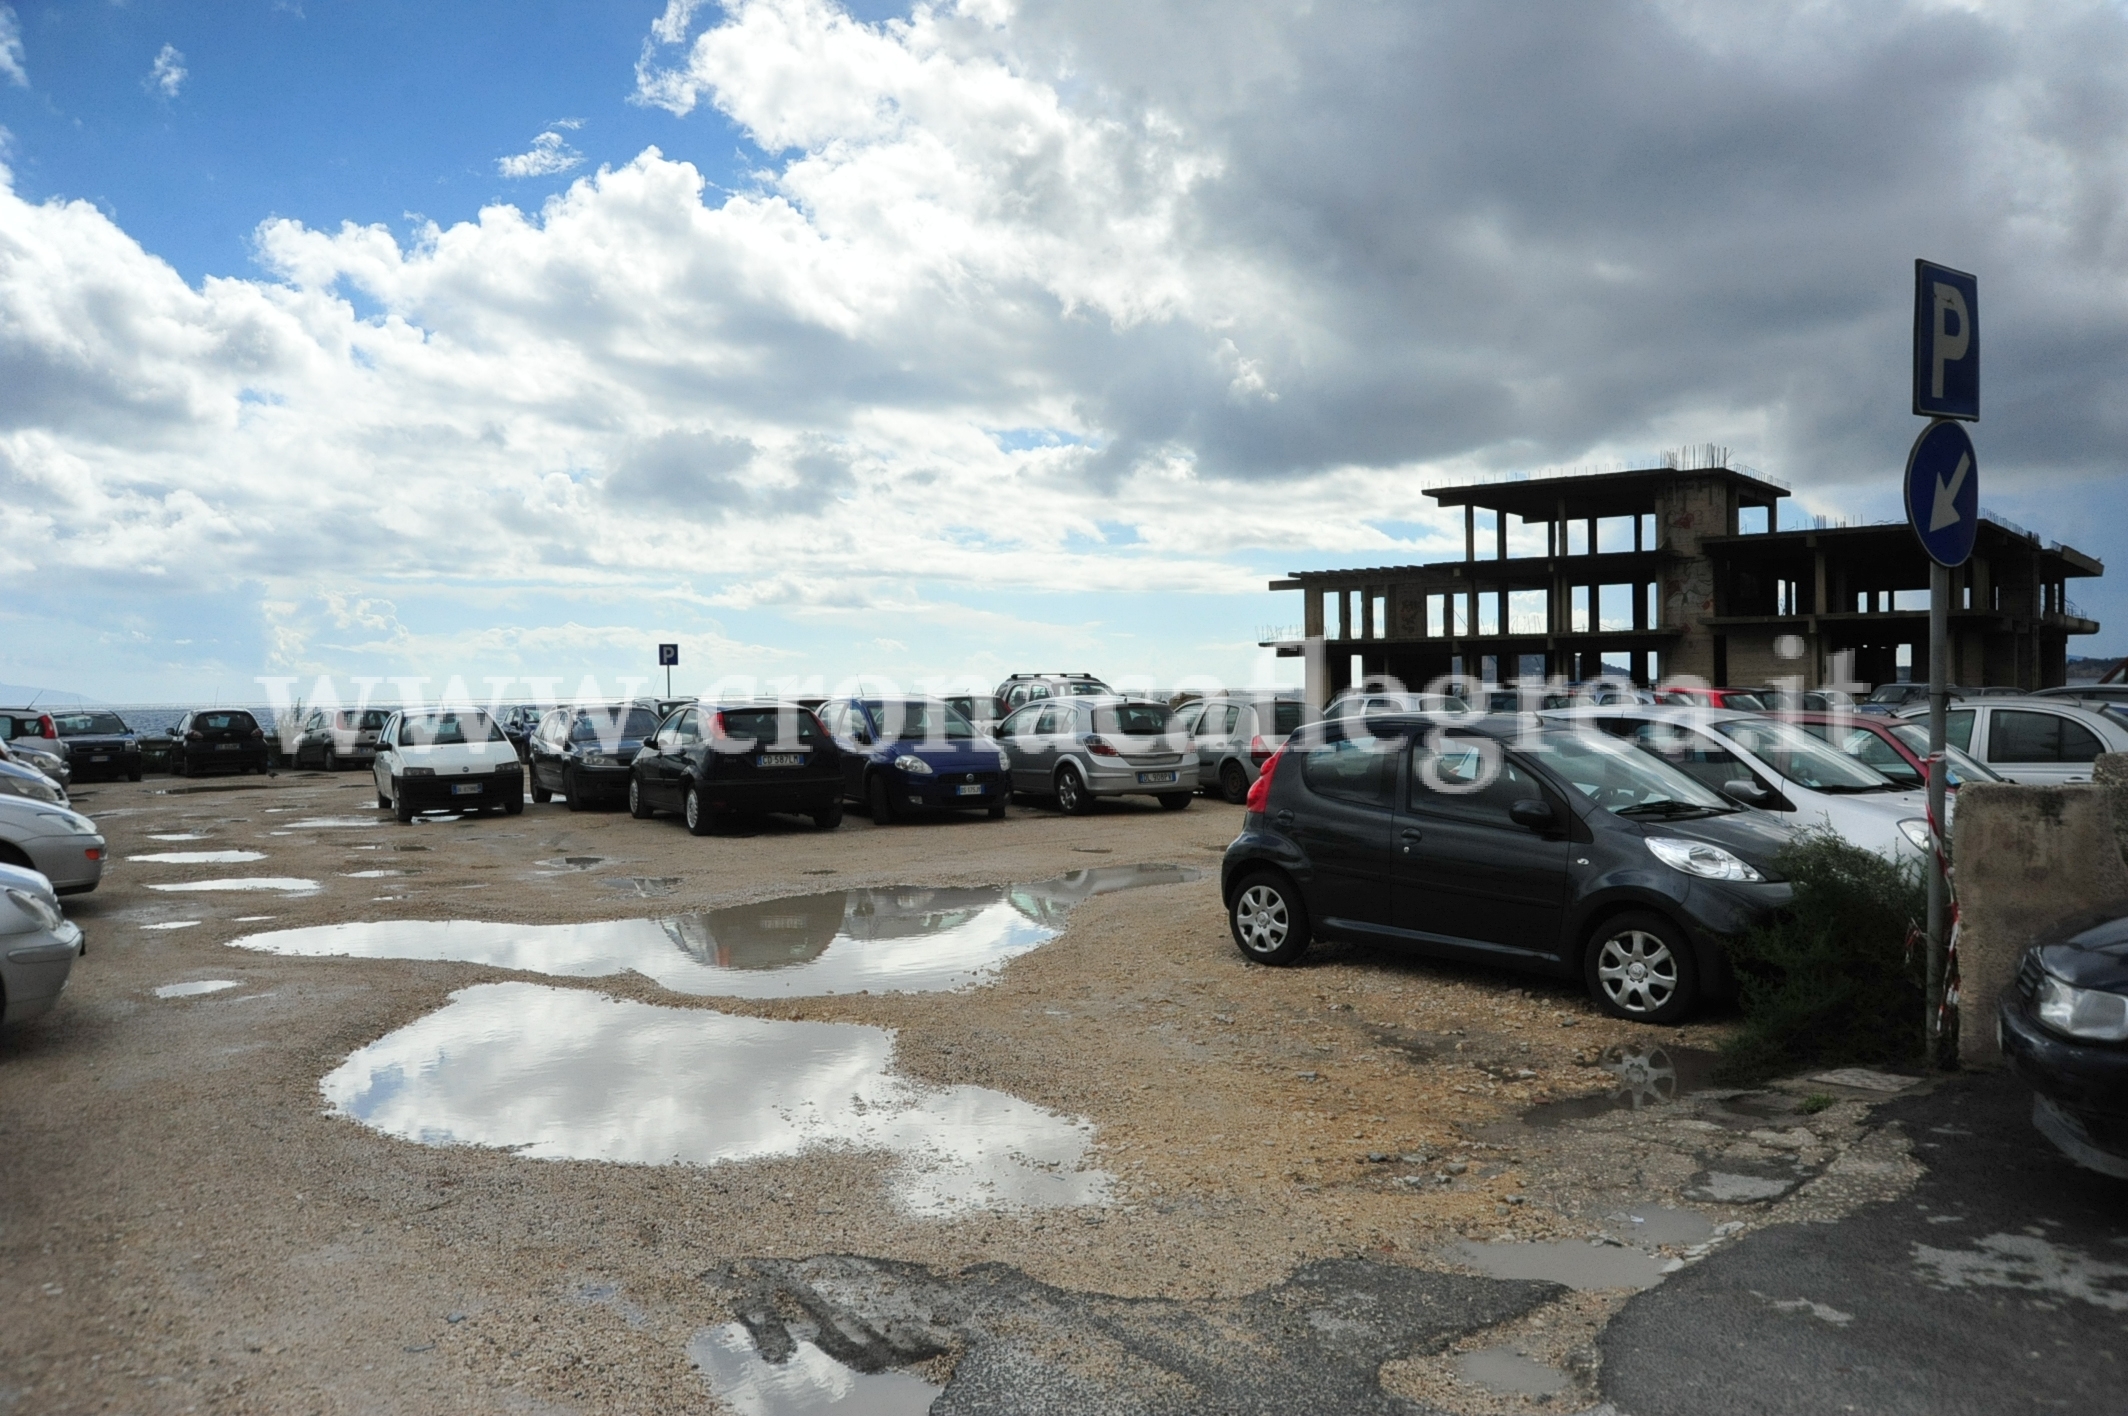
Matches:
[0,859,56,898]
[1617,807,1794,879]
[876,738,1003,763]
[0,797,98,835]
[2038,916,2128,992]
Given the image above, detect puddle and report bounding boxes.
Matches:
[1458,1345,1570,1398]
[154,980,240,999]
[1599,1204,1714,1248]
[141,920,202,931]
[149,877,322,894]
[1452,1238,1671,1291]
[1519,1043,1720,1126]
[536,856,607,871]
[688,1322,942,1415]
[343,869,413,878]
[233,865,1199,998]
[321,982,1112,1214]
[233,915,276,922]
[127,850,267,865]
[281,817,382,829]
[146,832,210,842]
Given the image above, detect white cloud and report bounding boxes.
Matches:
[496,128,584,179]
[146,43,186,99]
[0,5,26,88]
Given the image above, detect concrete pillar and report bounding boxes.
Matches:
[1465,505,1476,563]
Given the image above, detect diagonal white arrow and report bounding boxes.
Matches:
[1929,452,1971,532]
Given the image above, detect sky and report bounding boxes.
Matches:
[0,0,2124,706]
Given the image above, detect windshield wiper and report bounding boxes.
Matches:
[1616,799,1726,818]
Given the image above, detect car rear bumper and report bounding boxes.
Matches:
[182,745,269,771]
[401,771,523,809]
[1084,761,1199,796]
[2000,992,2128,1174]
[700,774,842,814]
[2,920,81,1024]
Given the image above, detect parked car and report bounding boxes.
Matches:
[45,710,142,781]
[493,704,547,761]
[1757,688,1857,713]
[171,709,270,776]
[1177,693,1305,803]
[1899,697,2128,786]
[1857,682,1967,716]
[528,703,661,810]
[942,693,1005,734]
[2034,684,2128,707]
[1999,912,2128,1179]
[0,796,106,894]
[1322,690,1469,726]
[0,711,72,787]
[994,673,1113,715]
[1543,705,1933,863]
[1221,714,1794,1021]
[630,701,842,833]
[371,708,524,822]
[1656,687,1770,712]
[289,707,390,771]
[0,861,83,1027]
[996,696,1197,813]
[818,697,1006,822]
[0,756,68,805]
[1786,712,2002,792]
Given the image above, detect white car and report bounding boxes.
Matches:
[0,796,106,894]
[1176,693,1305,803]
[1544,705,1934,863]
[1897,696,2128,787]
[371,709,526,823]
[0,861,82,1027]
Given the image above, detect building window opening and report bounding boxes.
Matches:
[1596,516,1637,554]
[1427,593,1446,638]
[1896,643,1914,682]
[1739,506,1772,534]
[1479,591,1501,637]
[1509,589,1549,635]
[1571,586,1592,634]
[1641,513,1658,550]
[1598,584,1634,632]
[1568,520,1591,556]
[1371,593,1387,639]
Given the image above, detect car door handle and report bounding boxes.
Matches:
[1273,809,1294,828]
[1399,827,1423,853]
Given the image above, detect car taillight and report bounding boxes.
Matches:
[37,715,55,738]
[250,728,264,740]
[186,730,203,741]
[1245,745,1286,813]
[710,711,729,740]
[1085,735,1121,757]
[1249,734,1272,766]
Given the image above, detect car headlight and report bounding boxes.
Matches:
[4,887,64,933]
[1,776,60,804]
[37,809,99,836]
[2035,971,2128,1042]
[893,755,935,776]
[580,751,615,767]
[402,766,436,777]
[995,750,1010,770]
[1646,836,1764,882]
[1898,819,1932,851]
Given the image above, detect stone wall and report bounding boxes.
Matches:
[1955,752,2128,1066]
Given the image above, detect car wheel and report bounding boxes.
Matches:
[868,774,898,824]
[1585,910,1698,1024]
[1219,761,1250,805]
[392,782,416,824]
[376,788,390,809]
[628,776,654,819]
[987,800,1007,820]
[531,777,552,804]
[322,746,337,772]
[503,790,524,816]
[813,798,844,831]
[127,769,142,783]
[1229,871,1311,965]
[1055,765,1093,815]
[564,767,586,812]
[1158,791,1193,811]
[684,784,715,837]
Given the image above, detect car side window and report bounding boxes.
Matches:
[673,709,702,743]
[1408,739,1543,826]
[1991,710,2102,764]
[1299,735,1398,808]
[1175,703,1205,734]
[999,706,1033,738]
[1944,709,1975,752]
[1216,704,1242,735]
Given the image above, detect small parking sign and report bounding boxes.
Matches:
[1913,259,1978,421]
[658,643,679,667]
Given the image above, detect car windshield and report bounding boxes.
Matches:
[870,702,975,740]
[570,708,661,741]
[1524,732,1733,816]
[716,707,820,745]
[1721,693,1766,712]
[1866,685,1917,703]
[1887,723,2005,783]
[1095,704,1175,736]
[401,711,507,745]
[196,712,258,732]
[1713,717,1894,791]
[336,710,391,730]
[51,712,130,735]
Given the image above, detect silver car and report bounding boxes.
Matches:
[0,713,71,788]
[1899,696,2128,786]
[0,796,106,895]
[0,755,68,806]
[0,861,81,1027]
[1176,693,1305,803]
[997,696,1198,813]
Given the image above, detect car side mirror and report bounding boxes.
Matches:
[1721,778,1777,808]
[1508,798,1557,832]
[851,726,872,745]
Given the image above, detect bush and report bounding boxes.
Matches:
[1714,831,1927,1085]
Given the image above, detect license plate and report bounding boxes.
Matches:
[450,782,484,796]
[216,743,242,751]
[756,754,805,768]
[956,783,985,796]
[90,754,110,762]
[1137,771,1177,785]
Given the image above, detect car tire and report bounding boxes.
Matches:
[868,774,898,825]
[1229,870,1311,965]
[1584,910,1698,1024]
[628,776,654,820]
[987,801,1007,820]
[813,798,844,831]
[127,769,142,783]
[1158,791,1192,811]
[503,790,524,816]
[392,783,416,824]
[684,784,715,837]
[564,768,586,812]
[532,778,552,804]
[377,789,390,810]
[172,753,187,777]
[1219,761,1250,805]
[1055,765,1094,816]
[322,746,337,772]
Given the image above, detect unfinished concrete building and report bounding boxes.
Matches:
[1265,457,2103,707]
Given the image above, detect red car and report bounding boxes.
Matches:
[1654,686,1771,712]
[1786,711,2001,791]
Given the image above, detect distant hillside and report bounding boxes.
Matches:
[0,683,101,706]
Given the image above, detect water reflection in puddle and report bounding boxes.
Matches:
[154,979,240,998]
[235,864,1198,998]
[1452,1238,1670,1291]
[141,920,202,931]
[149,877,321,894]
[281,817,382,829]
[128,850,266,865]
[146,832,210,842]
[688,1322,941,1416]
[322,982,1112,1214]
[1519,1044,1719,1127]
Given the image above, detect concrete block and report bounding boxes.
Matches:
[1954,766,2128,1066]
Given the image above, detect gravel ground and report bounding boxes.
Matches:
[1,772,1927,1414]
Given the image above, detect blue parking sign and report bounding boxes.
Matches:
[658,643,679,667]
[1913,260,1978,420]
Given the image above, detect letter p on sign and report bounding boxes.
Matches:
[1913,260,1978,420]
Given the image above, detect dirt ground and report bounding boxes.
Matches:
[1,771,1925,1414]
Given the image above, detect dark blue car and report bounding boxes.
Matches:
[818,697,1011,823]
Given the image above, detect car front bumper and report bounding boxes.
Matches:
[400,770,523,810]
[889,769,1009,810]
[21,834,105,894]
[2,919,82,1024]
[1999,992,2128,1178]
[67,746,142,777]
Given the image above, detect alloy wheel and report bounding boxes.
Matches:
[1233,884,1290,955]
[1595,929,1678,1014]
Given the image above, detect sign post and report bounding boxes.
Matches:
[1908,259,1979,1069]
[658,643,679,699]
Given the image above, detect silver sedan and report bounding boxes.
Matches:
[0,797,106,895]
[0,861,82,1027]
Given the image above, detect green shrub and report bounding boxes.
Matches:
[1714,831,1927,1085]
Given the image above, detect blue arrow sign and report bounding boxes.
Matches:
[1904,419,1979,568]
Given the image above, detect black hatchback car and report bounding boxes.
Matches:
[528,704,661,810]
[173,709,271,776]
[50,711,143,781]
[628,702,842,834]
[1999,914,2128,1179]
[1221,715,1795,1022]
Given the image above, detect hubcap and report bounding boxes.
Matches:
[1596,930,1678,1013]
[1234,884,1289,954]
[686,791,699,828]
